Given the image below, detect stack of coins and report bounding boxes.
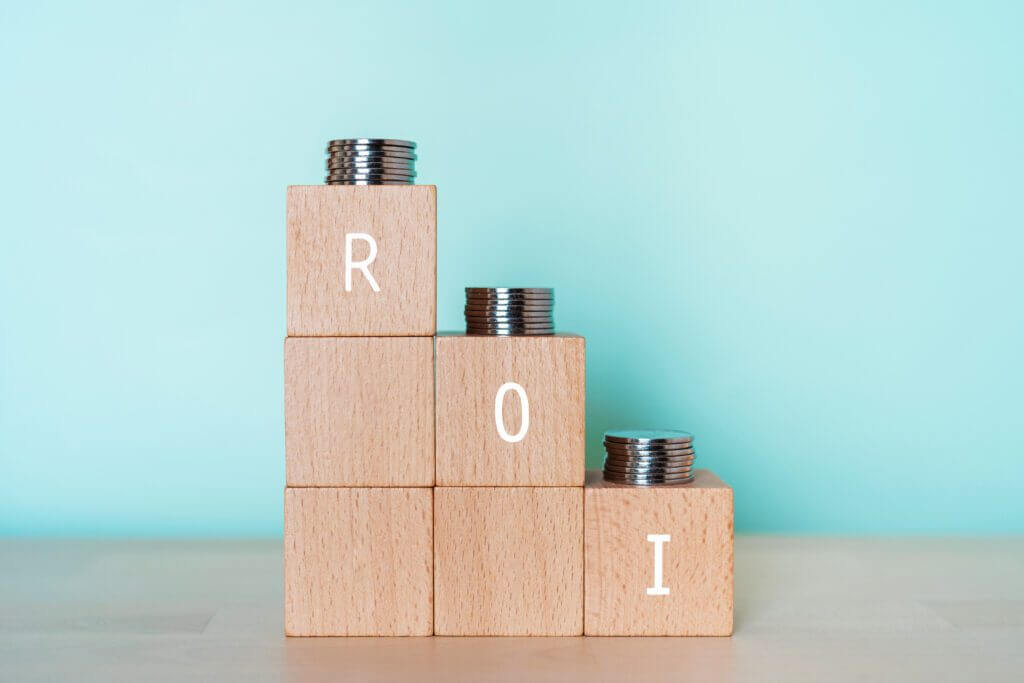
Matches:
[603,429,696,486]
[464,288,554,336]
[325,139,417,185]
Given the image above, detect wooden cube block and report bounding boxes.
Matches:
[435,334,585,486]
[284,487,433,636]
[287,185,436,336]
[584,469,733,636]
[434,487,583,635]
[284,337,433,486]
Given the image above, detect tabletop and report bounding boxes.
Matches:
[2,536,1022,682]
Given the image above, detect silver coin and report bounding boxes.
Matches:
[464,306,554,314]
[466,330,554,336]
[603,469,696,480]
[465,312,553,319]
[464,313,552,321]
[466,287,553,296]
[598,466,696,479]
[603,476,696,485]
[326,179,414,185]
[466,327,556,334]
[466,327,556,333]
[603,458,695,469]
[328,141,417,151]
[328,172,417,179]
[329,150,417,161]
[466,296,554,304]
[598,454,696,464]
[465,320,554,326]
[464,308,554,314]
[466,291,553,298]
[604,468,695,478]
[328,149,417,158]
[327,176,415,184]
[598,446,696,456]
[604,429,694,445]
[328,138,416,149]
[604,461,696,472]
[465,319,555,326]
[328,158,416,170]
[603,474,696,486]
[465,323,555,330]
[328,139,415,148]
[602,462,700,473]
[464,301,554,307]
[327,171,417,179]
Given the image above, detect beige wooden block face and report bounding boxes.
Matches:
[284,487,433,636]
[434,487,583,636]
[284,337,434,486]
[584,469,734,636]
[435,334,585,486]
[286,185,436,336]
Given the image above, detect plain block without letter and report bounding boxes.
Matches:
[584,469,733,636]
[284,336,434,486]
[435,334,585,486]
[286,185,436,336]
[434,487,583,636]
[284,487,433,636]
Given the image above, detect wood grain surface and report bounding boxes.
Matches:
[434,487,584,635]
[435,334,585,486]
[286,185,436,336]
[584,469,733,635]
[7,538,1024,681]
[284,487,433,636]
[284,337,434,486]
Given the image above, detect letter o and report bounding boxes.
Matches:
[494,382,529,443]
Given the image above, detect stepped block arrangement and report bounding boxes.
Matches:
[435,334,585,486]
[284,172,732,637]
[434,487,584,635]
[584,470,734,636]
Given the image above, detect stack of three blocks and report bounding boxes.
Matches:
[284,183,733,637]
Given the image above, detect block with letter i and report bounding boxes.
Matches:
[584,469,734,636]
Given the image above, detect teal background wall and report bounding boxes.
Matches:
[2,1,1022,536]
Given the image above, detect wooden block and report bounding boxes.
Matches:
[434,334,585,486]
[284,337,433,486]
[286,185,436,336]
[584,469,734,636]
[434,487,583,636]
[284,487,433,636]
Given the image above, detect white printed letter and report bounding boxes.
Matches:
[344,232,380,292]
[494,382,529,443]
[646,534,671,596]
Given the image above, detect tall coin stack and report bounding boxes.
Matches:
[603,429,696,486]
[464,287,554,336]
[325,138,417,185]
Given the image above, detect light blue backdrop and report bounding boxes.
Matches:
[2,1,1022,536]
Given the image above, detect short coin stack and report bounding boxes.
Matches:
[325,139,417,185]
[464,288,554,336]
[603,429,696,486]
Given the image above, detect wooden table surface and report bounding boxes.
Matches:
[2,537,1022,682]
